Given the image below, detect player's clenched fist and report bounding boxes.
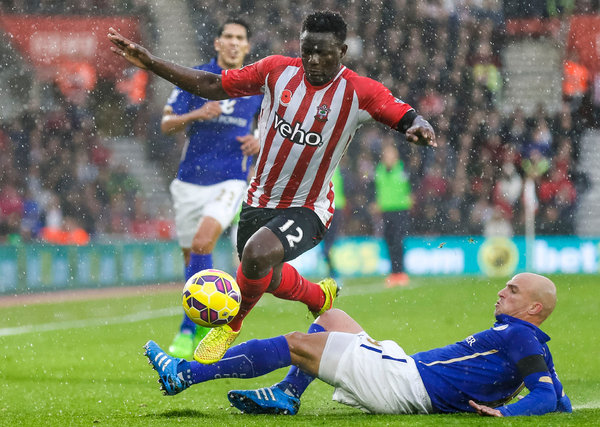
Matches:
[108,27,152,70]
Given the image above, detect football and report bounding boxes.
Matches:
[182,269,242,328]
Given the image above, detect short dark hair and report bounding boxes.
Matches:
[217,18,251,39]
[302,10,347,43]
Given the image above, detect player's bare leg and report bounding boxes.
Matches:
[194,227,283,363]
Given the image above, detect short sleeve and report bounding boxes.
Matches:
[221,55,294,98]
[354,76,415,128]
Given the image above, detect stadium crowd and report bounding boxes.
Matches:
[0,0,168,244]
[0,0,594,244]
[186,0,591,238]
[0,84,168,244]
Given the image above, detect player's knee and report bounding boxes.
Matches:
[284,331,325,376]
[316,309,363,333]
[315,309,344,327]
[241,241,276,273]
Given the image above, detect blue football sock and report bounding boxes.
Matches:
[276,323,325,398]
[180,253,213,334]
[185,253,213,280]
[178,336,291,384]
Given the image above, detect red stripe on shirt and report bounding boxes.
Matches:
[247,67,304,205]
[257,75,317,207]
[324,180,335,228]
[305,83,354,209]
[276,78,343,209]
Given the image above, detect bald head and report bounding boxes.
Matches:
[495,273,557,326]
[518,273,557,321]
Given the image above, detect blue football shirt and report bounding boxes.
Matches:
[166,58,263,186]
[412,314,563,414]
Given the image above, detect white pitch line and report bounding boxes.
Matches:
[0,282,398,338]
[573,401,600,409]
[0,306,180,337]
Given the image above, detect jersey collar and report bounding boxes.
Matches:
[302,65,346,90]
[495,314,551,343]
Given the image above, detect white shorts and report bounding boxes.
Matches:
[318,332,433,414]
[169,178,247,248]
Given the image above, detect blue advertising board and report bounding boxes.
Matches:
[1,236,597,294]
[0,241,185,294]
[403,236,600,276]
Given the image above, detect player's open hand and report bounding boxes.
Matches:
[468,400,503,417]
[406,116,437,147]
[237,134,260,156]
[108,27,152,70]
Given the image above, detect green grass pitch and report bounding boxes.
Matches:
[1,274,598,426]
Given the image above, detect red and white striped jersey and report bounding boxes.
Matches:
[222,55,415,227]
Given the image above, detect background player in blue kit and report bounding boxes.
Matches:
[161,18,263,358]
[144,272,572,417]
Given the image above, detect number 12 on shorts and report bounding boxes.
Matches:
[279,219,304,248]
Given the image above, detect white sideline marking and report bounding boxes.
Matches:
[0,306,179,337]
[0,281,399,338]
[574,401,600,409]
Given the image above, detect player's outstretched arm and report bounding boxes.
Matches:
[108,27,229,100]
[405,115,437,147]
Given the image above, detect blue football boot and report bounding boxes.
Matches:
[228,386,300,415]
[144,340,190,396]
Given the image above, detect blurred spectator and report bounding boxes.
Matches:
[0,180,24,244]
[537,167,577,234]
[469,194,495,235]
[20,188,43,240]
[522,149,550,180]
[504,108,528,146]
[40,215,90,245]
[522,118,553,158]
[418,163,448,203]
[563,49,591,115]
[374,143,412,287]
[115,67,149,136]
[55,61,97,106]
[444,176,471,235]
[418,82,445,118]
[471,42,502,100]
[493,162,523,220]
[484,206,514,238]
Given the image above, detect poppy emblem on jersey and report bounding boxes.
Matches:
[314,104,331,122]
[280,89,292,106]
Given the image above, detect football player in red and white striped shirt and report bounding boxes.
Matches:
[109,10,436,364]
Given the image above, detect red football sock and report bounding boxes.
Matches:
[229,265,273,331]
[270,263,324,312]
